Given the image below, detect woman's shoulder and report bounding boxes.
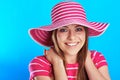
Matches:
[90,50,106,60]
[29,56,53,80]
[90,50,108,69]
[90,50,103,57]
[29,55,51,67]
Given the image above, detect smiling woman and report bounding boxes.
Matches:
[28,1,111,80]
[56,24,86,60]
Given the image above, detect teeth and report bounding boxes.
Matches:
[66,43,77,46]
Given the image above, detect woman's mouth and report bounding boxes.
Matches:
[65,42,79,46]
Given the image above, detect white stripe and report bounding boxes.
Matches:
[68,76,76,78]
[90,22,100,26]
[52,3,82,14]
[53,14,86,23]
[30,70,49,76]
[95,60,106,65]
[37,30,49,42]
[93,23,105,30]
[93,51,97,56]
[35,57,51,66]
[53,2,80,10]
[52,10,85,19]
[91,23,107,31]
[39,30,48,38]
[52,7,84,17]
[66,67,78,70]
[99,54,103,56]
[90,22,101,29]
[35,29,46,42]
[97,23,107,30]
[92,51,97,60]
[52,12,85,22]
[29,63,44,67]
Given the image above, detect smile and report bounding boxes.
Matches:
[65,42,79,46]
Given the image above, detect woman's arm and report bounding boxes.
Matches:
[85,50,111,80]
[34,48,68,80]
[45,48,68,80]
[52,58,68,80]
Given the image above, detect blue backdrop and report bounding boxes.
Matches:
[0,0,119,80]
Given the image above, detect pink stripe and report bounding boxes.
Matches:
[52,8,85,19]
[93,23,107,31]
[29,63,44,67]
[99,54,103,56]
[90,22,107,31]
[53,2,81,8]
[35,30,45,41]
[52,2,82,13]
[30,70,49,76]
[97,62,107,69]
[96,60,106,65]
[53,15,86,23]
[35,30,47,44]
[91,22,102,28]
[35,57,51,66]
[52,6,84,16]
[39,30,48,39]
[91,51,97,60]
[94,23,104,28]
[97,23,108,30]
[36,30,52,46]
[52,12,86,22]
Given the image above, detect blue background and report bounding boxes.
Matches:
[0,0,119,80]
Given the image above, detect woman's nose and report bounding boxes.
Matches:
[67,30,75,40]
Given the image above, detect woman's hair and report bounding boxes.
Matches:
[52,26,89,80]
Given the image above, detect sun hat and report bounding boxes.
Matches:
[28,1,109,47]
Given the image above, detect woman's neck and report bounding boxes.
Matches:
[64,55,77,64]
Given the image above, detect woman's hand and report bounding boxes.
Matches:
[45,47,63,65]
[44,47,68,80]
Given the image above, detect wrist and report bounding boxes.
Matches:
[52,59,64,66]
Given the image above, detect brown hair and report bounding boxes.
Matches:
[52,26,88,80]
[77,27,88,80]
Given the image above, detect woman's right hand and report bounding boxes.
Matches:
[45,47,63,65]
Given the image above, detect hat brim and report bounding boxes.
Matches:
[29,19,109,47]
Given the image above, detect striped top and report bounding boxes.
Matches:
[29,50,108,80]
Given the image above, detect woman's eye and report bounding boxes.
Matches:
[76,28,83,32]
[59,29,67,32]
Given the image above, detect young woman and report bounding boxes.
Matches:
[28,1,111,80]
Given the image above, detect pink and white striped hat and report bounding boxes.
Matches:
[29,1,109,47]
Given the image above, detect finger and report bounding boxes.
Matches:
[44,49,48,56]
[50,47,56,52]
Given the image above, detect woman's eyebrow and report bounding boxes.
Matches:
[61,26,68,28]
[75,25,83,27]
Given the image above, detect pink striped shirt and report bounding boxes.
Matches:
[29,50,108,80]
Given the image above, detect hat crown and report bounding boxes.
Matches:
[51,2,86,23]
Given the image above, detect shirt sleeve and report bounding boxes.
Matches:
[91,50,108,69]
[28,56,52,80]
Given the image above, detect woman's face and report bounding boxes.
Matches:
[56,24,86,56]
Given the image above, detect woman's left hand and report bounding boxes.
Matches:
[45,47,68,80]
[45,47,63,65]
